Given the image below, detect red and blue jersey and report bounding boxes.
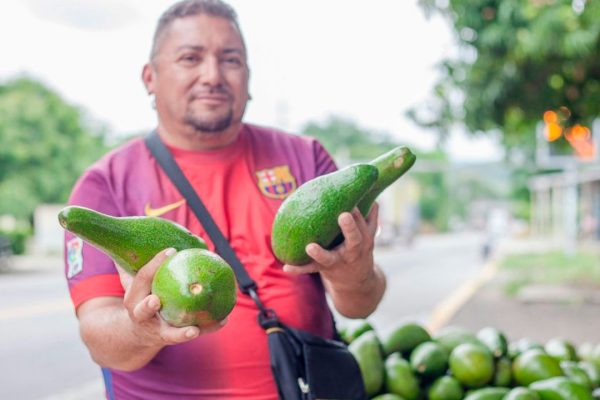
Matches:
[64,124,337,399]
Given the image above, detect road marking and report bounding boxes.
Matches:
[0,298,72,320]
[427,259,498,334]
[38,379,104,400]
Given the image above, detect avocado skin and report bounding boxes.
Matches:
[271,163,378,265]
[58,206,207,275]
[357,146,416,216]
[327,146,416,249]
[152,248,237,327]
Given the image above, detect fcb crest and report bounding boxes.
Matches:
[256,165,297,199]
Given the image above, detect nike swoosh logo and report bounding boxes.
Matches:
[144,199,186,217]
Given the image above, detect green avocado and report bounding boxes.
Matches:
[409,341,449,380]
[561,361,594,390]
[504,387,542,400]
[463,387,510,400]
[477,326,509,359]
[384,352,420,400]
[271,163,379,265]
[341,319,374,344]
[579,361,600,389]
[493,356,513,387]
[371,394,406,400]
[356,146,416,216]
[348,330,384,397]
[509,338,545,360]
[428,375,464,400]
[381,322,431,357]
[151,248,237,328]
[449,342,495,388]
[530,376,593,400]
[58,205,207,275]
[433,325,485,355]
[512,349,563,386]
[545,338,578,363]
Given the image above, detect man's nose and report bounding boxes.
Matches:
[199,57,222,85]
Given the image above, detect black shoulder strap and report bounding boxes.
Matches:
[144,131,259,296]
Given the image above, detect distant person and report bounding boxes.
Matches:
[481,208,509,260]
[62,0,386,398]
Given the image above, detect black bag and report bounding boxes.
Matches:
[145,132,367,400]
[259,310,367,399]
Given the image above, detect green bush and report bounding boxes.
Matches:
[0,227,31,255]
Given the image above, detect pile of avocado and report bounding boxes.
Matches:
[342,320,600,400]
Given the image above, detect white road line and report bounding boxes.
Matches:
[427,260,498,334]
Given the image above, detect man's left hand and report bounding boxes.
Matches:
[283,203,379,288]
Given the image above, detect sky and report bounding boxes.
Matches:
[0,0,503,162]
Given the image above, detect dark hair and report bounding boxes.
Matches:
[150,0,243,60]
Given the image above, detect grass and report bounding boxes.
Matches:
[499,250,600,296]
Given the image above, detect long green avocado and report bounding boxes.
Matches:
[271,163,378,265]
[327,146,416,250]
[357,146,416,216]
[58,205,207,275]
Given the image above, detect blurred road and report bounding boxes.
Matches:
[0,231,486,399]
[0,266,103,400]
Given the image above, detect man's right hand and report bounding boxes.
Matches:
[117,248,225,346]
[76,248,225,371]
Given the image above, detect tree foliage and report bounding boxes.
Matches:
[0,77,108,220]
[411,0,600,152]
[301,117,400,161]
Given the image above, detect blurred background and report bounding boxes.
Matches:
[0,0,599,399]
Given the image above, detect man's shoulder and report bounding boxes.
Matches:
[244,123,319,151]
[89,136,149,174]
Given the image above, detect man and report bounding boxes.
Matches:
[64,0,386,398]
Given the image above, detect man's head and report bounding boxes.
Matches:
[150,0,244,63]
[142,0,250,147]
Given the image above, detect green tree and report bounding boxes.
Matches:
[0,77,108,220]
[412,0,600,152]
[301,117,399,161]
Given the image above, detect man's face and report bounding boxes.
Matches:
[145,15,249,135]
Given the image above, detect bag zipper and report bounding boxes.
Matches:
[297,377,310,397]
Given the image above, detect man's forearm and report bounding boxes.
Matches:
[78,298,163,371]
[324,264,386,319]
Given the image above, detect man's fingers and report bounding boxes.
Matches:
[159,325,200,345]
[305,243,339,268]
[365,202,379,237]
[131,294,161,323]
[158,319,227,345]
[283,263,320,274]
[339,211,362,250]
[124,248,176,312]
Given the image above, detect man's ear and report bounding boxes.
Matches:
[142,63,155,94]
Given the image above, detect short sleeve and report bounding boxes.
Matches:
[64,168,125,310]
[312,140,337,177]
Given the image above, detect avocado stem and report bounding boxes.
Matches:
[189,283,203,295]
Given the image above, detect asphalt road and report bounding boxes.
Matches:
[0,231,486,399]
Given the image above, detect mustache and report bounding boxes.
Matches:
[189,87,231,99]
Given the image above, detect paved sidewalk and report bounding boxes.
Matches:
[442,237,600,345]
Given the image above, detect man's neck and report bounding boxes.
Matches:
[156,122,242,151]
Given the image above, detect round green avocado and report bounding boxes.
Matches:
[152,248,237,328]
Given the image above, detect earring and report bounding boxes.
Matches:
[150,94,156,109]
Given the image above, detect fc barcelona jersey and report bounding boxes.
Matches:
[64,123,337,399]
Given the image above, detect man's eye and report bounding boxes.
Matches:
[223,57,242,67]
[181,54,200,63]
